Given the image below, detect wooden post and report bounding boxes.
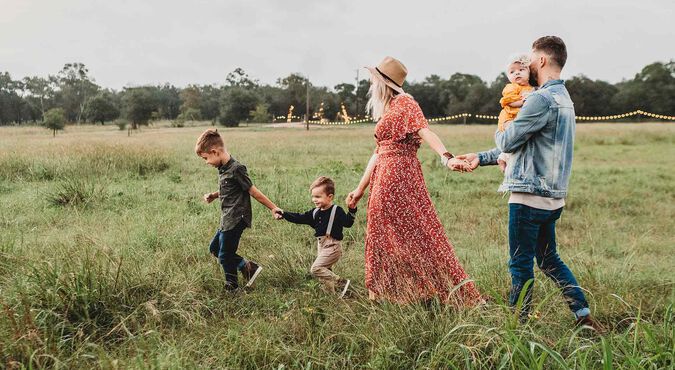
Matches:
[306,79,310,131]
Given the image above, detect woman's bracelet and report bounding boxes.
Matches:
[440,152,454,166]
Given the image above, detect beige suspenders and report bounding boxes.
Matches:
[313,205,338,237]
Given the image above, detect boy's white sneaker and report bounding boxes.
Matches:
[242,261,262,287]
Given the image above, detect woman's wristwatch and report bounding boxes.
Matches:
[441,152,454,166]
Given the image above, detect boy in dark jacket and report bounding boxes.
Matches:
[276,176,356,298]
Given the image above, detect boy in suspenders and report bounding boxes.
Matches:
[276,177,357,298]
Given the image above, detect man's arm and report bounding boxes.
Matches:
[477,148,502,166]
[495,94,550,153]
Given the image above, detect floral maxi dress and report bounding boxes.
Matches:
[365,94,482,305]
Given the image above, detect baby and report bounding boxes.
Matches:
[497,54,535,172]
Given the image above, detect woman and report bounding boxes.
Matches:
[346,56,483,305]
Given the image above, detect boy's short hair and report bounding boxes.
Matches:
[195,129,224,154]
[310,176,335,196]
[532,36,567,69]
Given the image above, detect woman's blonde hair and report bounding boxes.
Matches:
[366,77,397,121]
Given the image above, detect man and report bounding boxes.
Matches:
[457,36,601,330]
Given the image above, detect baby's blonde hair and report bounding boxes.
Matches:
[506,53,531,71]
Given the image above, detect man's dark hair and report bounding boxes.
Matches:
[532,36,567,68]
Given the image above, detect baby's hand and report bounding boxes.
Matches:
[498,159,507,173]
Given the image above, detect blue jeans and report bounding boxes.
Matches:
[508,203,589,318]
[209,221,247,289]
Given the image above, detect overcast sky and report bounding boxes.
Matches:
[1,0,673,90]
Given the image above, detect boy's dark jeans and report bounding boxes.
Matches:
[209,220,247,289]
[508,203,589,317]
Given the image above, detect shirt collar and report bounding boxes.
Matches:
[540,79,564,89]
[218,157,235,173]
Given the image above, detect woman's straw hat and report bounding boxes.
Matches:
[365,56,407,94]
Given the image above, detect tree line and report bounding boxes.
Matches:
[1,61,673,131]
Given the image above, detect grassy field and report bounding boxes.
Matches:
[0,122,673,369]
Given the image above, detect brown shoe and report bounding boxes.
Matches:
[575,314,605,334]
[241,261,262,288]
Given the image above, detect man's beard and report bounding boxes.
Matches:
[529,66,539,87]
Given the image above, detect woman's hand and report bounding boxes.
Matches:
[346,188,364,209]
[447,158,473,172]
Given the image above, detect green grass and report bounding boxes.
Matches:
[0,123,673,369]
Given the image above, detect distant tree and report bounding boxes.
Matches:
[177,107,202,122]
[121,87,157,129]
[43,107,66,136]
[0,72,26,124]
[312,87,339,120]
[154,84,181,119]
[258,85,290,119]
[277,73,310,116]
[179,85,202,119]
[249,103,271,123]
[226,68,258,89]
[445,73,487,116]
[219,87,259,127]
[85,92,120,124]
[55,63,99,123]
[566,76,619,115]
[356,78,370,117]
[405,75,448,117]
[199,85,222,121]
[22,76,55,120]
[480,73,510,115]
[612,61,675,115]
[334,83,356,115]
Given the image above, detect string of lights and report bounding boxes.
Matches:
[281,109,675,125]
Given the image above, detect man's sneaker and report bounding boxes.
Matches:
[575,314,605,334]
[241,261,263,288]
[337,278,350,298]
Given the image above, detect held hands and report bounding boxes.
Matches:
[454,153,480,171]
[203,192,218,203]
[345,188,364,209]
[272,207,284,220]
[446,157,473,172]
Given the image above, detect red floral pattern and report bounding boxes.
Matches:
[365,94,482,305]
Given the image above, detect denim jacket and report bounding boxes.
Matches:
[478,80,575,198]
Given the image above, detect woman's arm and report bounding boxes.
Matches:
[418,127,472,172]
[346,150,378,208]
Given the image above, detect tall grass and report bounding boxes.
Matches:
[0,123,673,369]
